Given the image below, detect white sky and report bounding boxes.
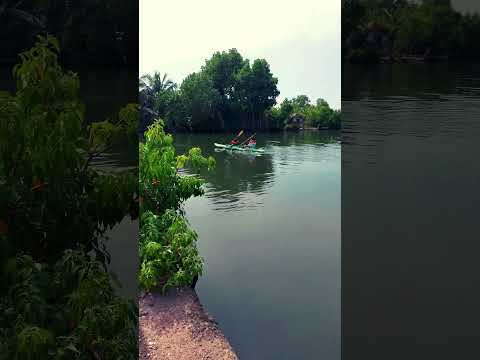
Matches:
[139,0,341,110]
[452,0,480,14]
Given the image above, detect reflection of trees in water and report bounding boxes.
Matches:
[268,131,341,176]
[342,65,480,143]
[342,64,480,100]
[175,132,340,210]
[174,133,274,210]
[201,151,274,195]
[194,151,275,211]
[278,130,340,146]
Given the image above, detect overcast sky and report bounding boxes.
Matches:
[140,0,341,109]
[452,0,480,13]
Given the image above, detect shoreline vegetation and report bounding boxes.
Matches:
[139,49,341,134]
[138,49,341,357]
[139,120,215,293]
[138,120,241,357]
[343,0,480,64]
[0,36,139,358]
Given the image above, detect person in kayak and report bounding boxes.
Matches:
[229,130,243,145]
[246,136,256,148]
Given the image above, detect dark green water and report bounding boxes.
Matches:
[91,143,138,299]
[342,63,480,358]
[174,131,341,360]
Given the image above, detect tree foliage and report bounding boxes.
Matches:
[139,49,280,132]
[179,72,221,130]
[234,59,280,129]
[0,35,138,359]
[267,95,341,130]
[139,49,340,132]
[139,120,215,292]
[139,72,178,127]
[343,0,480,62]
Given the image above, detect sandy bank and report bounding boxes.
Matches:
[139,287,238,360]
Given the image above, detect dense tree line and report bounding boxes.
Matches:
[1,0,137,66]
[343,0,480,63]
[140,49,279,132]
[268,96,341,130]
[140,49,340,132]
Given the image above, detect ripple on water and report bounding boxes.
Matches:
[181,137,340,213]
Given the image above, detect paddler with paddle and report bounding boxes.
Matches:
[238,133,257,148]
[230,130,243,145]
[246,135,256,148]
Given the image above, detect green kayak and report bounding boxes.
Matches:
[214,143,265,153]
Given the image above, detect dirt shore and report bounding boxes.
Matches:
[139,287,238,360]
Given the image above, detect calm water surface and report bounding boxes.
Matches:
[92,143,138,299]
[342,63,480,358]
[175,131,341,360]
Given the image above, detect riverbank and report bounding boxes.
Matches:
[139,287,238,360]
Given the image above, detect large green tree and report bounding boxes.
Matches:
[179,72,221,131]
[234,59,280,129]
[202,48,246,101]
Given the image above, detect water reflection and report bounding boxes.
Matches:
[91,143,138,173]
[91,141,138,300]
[176,131,341,360]
[175,132,340,212]
[342,63,480,358]
[342,63,480,167]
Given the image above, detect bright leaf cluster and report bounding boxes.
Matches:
[139,119,215,292]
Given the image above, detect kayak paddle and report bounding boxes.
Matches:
[239,133,256,146]
[231,130,243,142]
[228,130,244,146]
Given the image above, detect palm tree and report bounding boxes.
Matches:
[139,72,176,95]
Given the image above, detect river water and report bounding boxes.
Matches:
[174,131,341,360]
[342,63,480,358]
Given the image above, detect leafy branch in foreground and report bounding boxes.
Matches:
[0,251,137,359]
[0,35,138,359]
[139,120,214,292]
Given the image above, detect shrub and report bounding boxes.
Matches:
[139,120,214,292]
[0,35,138,359]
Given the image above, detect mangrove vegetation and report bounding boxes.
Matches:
[139,49,341,133]
[343,0,480,63]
